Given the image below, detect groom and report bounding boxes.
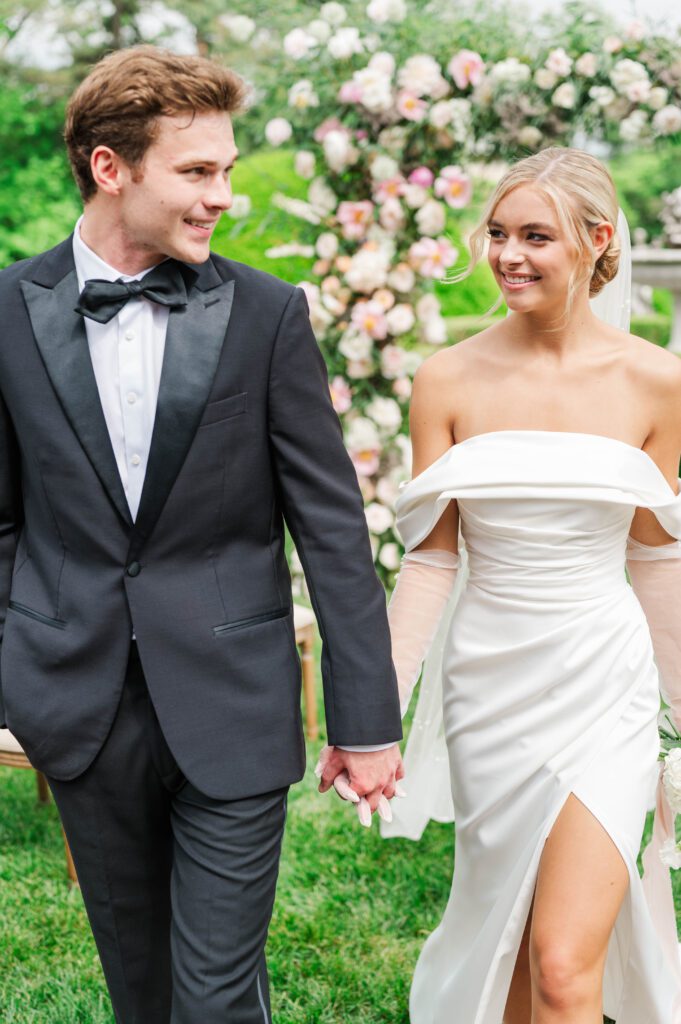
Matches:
[0,46,402,1022]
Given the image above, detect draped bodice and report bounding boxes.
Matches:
[396,431,681,601]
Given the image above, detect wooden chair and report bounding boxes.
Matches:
[0,605,318,885]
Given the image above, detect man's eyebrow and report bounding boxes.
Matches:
[176,154,240,169]
[488,219,555,232]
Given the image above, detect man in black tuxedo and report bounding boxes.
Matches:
[0,46,402,1023]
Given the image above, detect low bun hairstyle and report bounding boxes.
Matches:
[449,146,620,314]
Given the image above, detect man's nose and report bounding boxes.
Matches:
[205,175,232,211]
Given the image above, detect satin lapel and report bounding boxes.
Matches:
[20,272,133,528]
[130,274,235,549]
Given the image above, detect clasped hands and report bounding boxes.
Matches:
[314,744,405,827]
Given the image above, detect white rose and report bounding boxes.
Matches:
[353,67,393,112]
[552,82,576,109]
[649,87,669,111]
[345,247,390,293]
[589,85,615,108]
[534,68,557,90]
[423,316,448,345]
[379,542,401,570]
[315,232,339,260]
[369,50,396,77]
[660,837,681,870]
[378,126,409,154]
[227,194,251,219]
[545,47,573,77]
[610,58,649,95]
[323,130,353,172]
[402,350,423,377]
[386,303,416,335]
[416,293,441,320]
[367,0,407,24]
[575,52,597,77]
[379,197,406,232]
[370,154,400,181]
[429,99,471,142]
[517,125,543,148]
[625,79,651,104]
[308,177,338,216]
[347,358,374,379]
[283,27,317,60]
[320,2,348,25]
[489,58,531,85]
[366,396,403,433]
[327,26,363,60]
[345,415,380,449]
[653,105,681,136]
[339,328,374,361]
[416,198,447,236]
[365,501,395,534]
[388,263,415,293]
[619,109,648,142]
[307,18,332,43]
[402,183,429,210]
[376,473,401,507]
[398,54,449,99]
[295,150,316,179]
[663,748,681,813]
[220,14,256,43]
[265,117,293,146]
[288,80,320,110]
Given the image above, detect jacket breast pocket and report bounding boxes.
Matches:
[200,391,248,427]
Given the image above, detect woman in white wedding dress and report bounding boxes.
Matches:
[384,148,681,1023]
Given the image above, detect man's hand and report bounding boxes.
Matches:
[315,745,404,826]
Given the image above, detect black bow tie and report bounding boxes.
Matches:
[75,261,189,324]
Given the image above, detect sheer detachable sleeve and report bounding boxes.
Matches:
[387,549,460,717]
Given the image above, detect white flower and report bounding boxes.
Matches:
[288,80,320,110]
[379,197,406,232]
[660,838,681,870]
[386,303,416,335]
[517,125,543,148]
[379,542,401,570]
[283,27,317,60]
[398,54,449,99]
[227,194,251,219]
[307,18,332,43]
[545,47,573,77]
[380,344,407,379]
[575,52,597,77]
[345,415,380,450]
[649,87,669,111]
[344,246,391,293]
[589,85,616,108]
[265,243,314,258]
[265,117,293,146]
[378,125,409,154]
[416,293,441,320]
[365,501,395,534]
[339,327,374,361]
[323,130,356,173]
[308,178,338,216]
[370,154,400,181]
[619,109,648,142]
[402,183,428,210]
[625,79,651,104]
[429,98,471,142]
[416,198,447,237]
[552,83,576,109]
[320,2,348,25]
[388,263,415,293]
[489,58,530,85]
[295,150,316,179]
[367,0,407,23]
[369,51,396,77]
[353,66,393,112]
[315,232,339,260]
[624,18,646,42]
[327,26,363,59]
[347,358,375,379]
[610,58,649,95]
[663,748,681,813]
[534,68,557,90]
[402,350,423,376]
[422,316,448,345]
[366,396,403,433]
[653,105,681,136]
[220,14,256,43]
[603,35,623,54]
[376,472,402,507]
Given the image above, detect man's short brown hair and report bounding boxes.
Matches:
[65,45,248,202]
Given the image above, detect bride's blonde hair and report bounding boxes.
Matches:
[451,147,621,316]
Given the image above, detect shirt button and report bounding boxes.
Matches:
[126,561,141,577]
[131,454,141,466]
[127,392,137,404]
[124,330,135,341]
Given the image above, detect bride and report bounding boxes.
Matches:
[376,147,681,1023]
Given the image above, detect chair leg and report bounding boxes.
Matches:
[300,632,319,741]
[62,829,78,885]
[36,771,50,804]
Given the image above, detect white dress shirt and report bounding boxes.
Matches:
[72,220,391,753]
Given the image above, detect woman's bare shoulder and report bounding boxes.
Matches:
[624,332,681,395]
[414,323,505,389]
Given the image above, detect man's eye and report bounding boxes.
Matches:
[184,167,205,175]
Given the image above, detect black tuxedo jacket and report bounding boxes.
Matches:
[0,238,401,798]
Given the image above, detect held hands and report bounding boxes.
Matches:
[314,745,405,828]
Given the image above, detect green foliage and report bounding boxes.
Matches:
[609,141,681,241]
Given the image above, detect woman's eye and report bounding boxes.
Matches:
[528,233,549,242]
[487,229,504,239]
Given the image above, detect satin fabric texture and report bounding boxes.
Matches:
[391,431,681,1024]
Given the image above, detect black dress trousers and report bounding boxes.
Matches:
[47,644,288,1024]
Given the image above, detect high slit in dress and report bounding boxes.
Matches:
[393,431,681,1024]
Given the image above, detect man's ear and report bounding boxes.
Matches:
[90,146,131,197]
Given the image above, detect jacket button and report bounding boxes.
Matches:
[126,561,141,577]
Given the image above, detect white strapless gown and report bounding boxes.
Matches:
[394,431,681,1024]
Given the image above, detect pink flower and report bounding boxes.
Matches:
[350,449,381,476]
[329,375,352,414]
[337,200,375,240]
[392,377,412,400]
[351,300,389,340]
[338,80,362,103]
[434,166,472,209]
[314,117,345,142]
[380,343,407,379]
[373,176,407,203]
[396,90,428,122]
[409,237,458,279]
[408,166,434,188]
[447,50,484,90]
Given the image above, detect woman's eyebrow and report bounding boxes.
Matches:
[488,219,555,231]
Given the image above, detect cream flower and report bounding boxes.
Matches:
[320,2,348,25]
[344,245,391,293]
[660,838,681,870]
[653,105,681,136]
[367,0,407,24]
[379,197,406,233]
[575,52,597,77]
[545,48,573,77]
[489,58,530,85]
[283,27,317,60]
[265,118,293,146]
[329,375,352,414]
[552,83,576,109]
[416,198,447,236]
[339,327,374,361]
[316,232,339,260]
[663,748,681,814]
[295,151,316,179]
[327,26,364,60]
[534,68,557,90]
[388,263,416,293]
[227,194,251,219]
[220,14,256,42]
[365,501,395,535]
[371,154,401,181]
[610,58,649,95]
[369,51,396,77]
[386,303,416,336]
[366,396,403,433]
[288,80,320,110]
[589,85,616,108]
[379,542,401,570]
[398,54,449,99]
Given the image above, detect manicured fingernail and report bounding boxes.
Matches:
[377,796,393,823]
[395,782,407,798]
[313,760,323,778]
[357,798,372,828]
